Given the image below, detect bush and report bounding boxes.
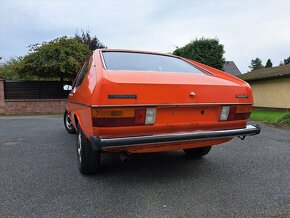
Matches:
[0,58,22,80]
[14,37,90,81]
[173,38,225,70]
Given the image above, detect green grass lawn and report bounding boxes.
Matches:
[250,109,290,128]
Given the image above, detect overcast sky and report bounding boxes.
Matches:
[1,0,290,73]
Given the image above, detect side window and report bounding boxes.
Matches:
[74,57,90,88]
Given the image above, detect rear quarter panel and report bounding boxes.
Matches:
[66,53,100,138]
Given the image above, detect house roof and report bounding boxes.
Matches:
[223,61,241,76]
[238,64,290,82]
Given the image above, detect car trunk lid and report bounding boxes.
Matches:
[95,70,252,105]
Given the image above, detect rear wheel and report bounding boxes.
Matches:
[183,146,212,158]
[64,110,76,134]
[77,124,101,175]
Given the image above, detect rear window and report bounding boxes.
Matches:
[102,51,205,74]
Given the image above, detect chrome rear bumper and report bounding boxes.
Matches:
[90,124,261,150]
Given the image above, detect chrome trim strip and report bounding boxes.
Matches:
[91,103,252,108]
[91,124,261,149]
[67,101,91,107]
[100,50,107,70]
[68,101,252,108]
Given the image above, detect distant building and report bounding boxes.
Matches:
[223,61,241,76]
[238,65,290,109]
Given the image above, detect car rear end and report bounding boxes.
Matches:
[89,50,260,153]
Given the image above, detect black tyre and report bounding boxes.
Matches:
[77,124,101,175]
[64,110,76,134]
[183,146,212,158]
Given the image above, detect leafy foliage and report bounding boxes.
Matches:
[249,57,264,71]
[14,37,90,81]
[75,30,106,51]
[265,59,273,68]
[173,38,225,70]
[0,57,23,80]
[283,56,290,65]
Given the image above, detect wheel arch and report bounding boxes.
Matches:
[73,113,81,131]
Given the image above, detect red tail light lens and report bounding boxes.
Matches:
[92,107,155,127]
[134,108,146,125]
[220,105,252,121]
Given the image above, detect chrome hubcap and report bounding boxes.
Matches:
[77,133,82,163]
[66,114,73,130]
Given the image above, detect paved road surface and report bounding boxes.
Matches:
[0,116,289,217]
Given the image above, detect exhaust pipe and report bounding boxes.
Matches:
[119,153,129,162]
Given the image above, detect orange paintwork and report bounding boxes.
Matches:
[66,49,253,153]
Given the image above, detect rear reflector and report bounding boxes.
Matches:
[92,107,156,127]
[220,105,252,121]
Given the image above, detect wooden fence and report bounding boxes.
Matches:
[4,80,71,99]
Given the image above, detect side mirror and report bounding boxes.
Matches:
[63,85,72,91]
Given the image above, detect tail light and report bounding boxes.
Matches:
[220,105,252,121]
[92,107,156,127]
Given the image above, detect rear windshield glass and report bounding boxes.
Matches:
[102,51,205,74]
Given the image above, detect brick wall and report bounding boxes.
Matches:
[0,79,67,114]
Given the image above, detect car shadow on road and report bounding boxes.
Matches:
[86,151,219,183]
[63,129,225,184]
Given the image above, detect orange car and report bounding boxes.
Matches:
[63,49,260,174]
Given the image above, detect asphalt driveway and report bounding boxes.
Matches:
[0,115,289,217]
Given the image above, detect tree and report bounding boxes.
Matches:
[173,37,225,70]
[249,58,264,71]
[75,30,106,51]
[0,57,23,80]
[15,37,90,81]
[265,59,273,68]
[283,56,290,65]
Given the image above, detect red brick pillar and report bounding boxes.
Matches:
[0,79,5,113]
